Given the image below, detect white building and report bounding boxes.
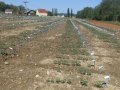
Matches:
[5,9,13,14]
[36,9,47,16]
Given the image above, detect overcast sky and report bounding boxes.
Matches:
[0,0,102,13]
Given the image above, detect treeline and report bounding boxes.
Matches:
[76,0,120,21]
[0,1,25,14]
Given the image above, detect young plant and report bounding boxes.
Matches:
[80,79,88,86]
[94,81,106,88]
[78,67,91,75]
[72,60,81,66]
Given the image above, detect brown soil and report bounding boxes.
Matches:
[0,18,120,90]
[90,20,120,30]
[77,22,120,89]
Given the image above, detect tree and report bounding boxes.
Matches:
[76,7,93,19]
[0,1,26,15]
[67,8,70,17]
[77,0,120,21]
[71,9,73,18]
[0,2,6,11]
[47,11,53,16]
[52,8,58,16]
[18,5,25,14]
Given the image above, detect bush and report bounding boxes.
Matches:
[78,67,91,75]
[72,60,81,66]
[61,80,66,84]
[46,79,54,83]
[94,81,106,88]
[54,66,61,72]
[80,79,88,86]
[56,78,61,83]
[67,79,72,84]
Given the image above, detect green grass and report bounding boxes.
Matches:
[0,43,9,57]
[59,20,88,55]
[78,21,120,52]
[78,67,91,75]
[46,78,72,84]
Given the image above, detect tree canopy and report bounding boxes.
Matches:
[0,1,25,14]
[76,0,120,21]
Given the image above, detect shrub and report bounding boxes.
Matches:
[80,79,88,86]
[66,79,72,84]
[54,60,61,65]
[56,78,61,83]
[72,60,81,66]
[61,79,66,84]
[54,66,61,72]
[62,60,70,66]
[78,67,91,75]
[94,81,106,88]
[46,79,54,83]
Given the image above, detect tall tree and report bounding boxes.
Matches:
[71,9,73,18]
[67,8,70,17]
[47,11,53,16]
[77,0,120,21]
[76,7,93,19]
[0,2,6,11]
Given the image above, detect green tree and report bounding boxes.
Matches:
[0,2,6,11]
[0,1,26,14]
[77,0,120,21]
[76,7,93,19]
[18,5,25,14]
[67,8,70,17]
[71,9,73,18]
[47,11,53,16]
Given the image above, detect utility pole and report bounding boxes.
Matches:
[23,0,28,12]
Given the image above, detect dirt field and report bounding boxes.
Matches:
[90,20,120,30]
[0,17,120,90]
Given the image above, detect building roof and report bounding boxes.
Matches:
[37,9,47,13]
[27,10,36,14]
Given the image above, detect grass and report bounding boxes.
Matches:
[78,20,120,52]
[54,60,69,66]
[78,67,91,75]
[0,18,62,59]
[54,66,61,72]
[46,78,72,84]
[59,20,88,56]
[54,59,81,67]
[0,43,9,57]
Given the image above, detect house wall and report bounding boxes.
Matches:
[5,12,12,14]
[36,10,47,16]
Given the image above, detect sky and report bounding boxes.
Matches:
[0,0,102,13]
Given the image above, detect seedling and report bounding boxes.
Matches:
[78,67,91,75]
[54,66,61,72]
[94,81,106,88]
[56,78,61,83]
[80,79,88,86]
[66,79,72,84]
[72,60,81,66]
[61,80,66,84]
